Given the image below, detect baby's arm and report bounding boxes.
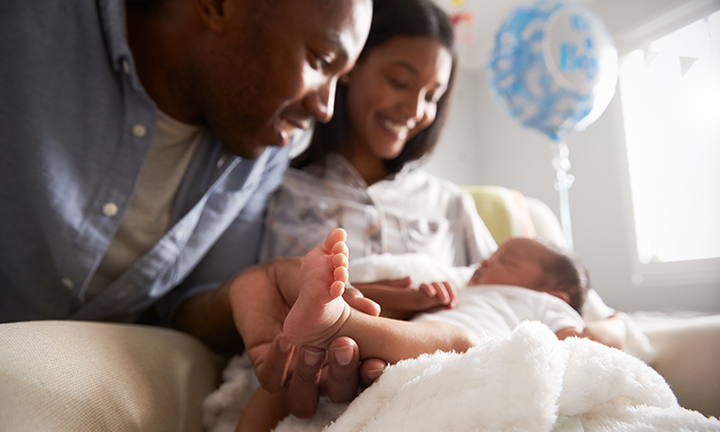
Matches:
[340,310,479,364]
[555,327,583,340]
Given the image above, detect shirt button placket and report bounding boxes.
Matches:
[122,59,131,75]
[102,202,119,217]
[61,278,74,290]
[132,124,147,138]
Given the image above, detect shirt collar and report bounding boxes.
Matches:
[310,153,420,188]
[97,0,145,91]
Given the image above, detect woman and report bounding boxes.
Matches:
[261,0,496,268]
[261,0,630,352]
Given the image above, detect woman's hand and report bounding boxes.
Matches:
[417,281,458,309]
[351,277,458,320]
[555,326,583,341]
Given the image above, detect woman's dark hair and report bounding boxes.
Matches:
[292,0,457,175]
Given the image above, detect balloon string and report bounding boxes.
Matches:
[551,141,575,250]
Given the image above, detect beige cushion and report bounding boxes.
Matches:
[0,321,222,432]
[461,185,537,246]
[641,315,720,418]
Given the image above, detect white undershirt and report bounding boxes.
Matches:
[85,110,203,299]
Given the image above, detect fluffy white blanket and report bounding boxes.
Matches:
[203,322,719,431]
[204,253,714,430]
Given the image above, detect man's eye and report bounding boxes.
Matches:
[314,54,332,71]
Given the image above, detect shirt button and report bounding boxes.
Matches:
[370,231,381,241]
[122,59,131,75]
[132,124,147,138]
[61,278,74,289]
[216,155,227,168]
[102,202,119,217]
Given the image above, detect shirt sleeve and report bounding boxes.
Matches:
[539,296,586,333]
[459,190,498,265]
[152,145,292,327]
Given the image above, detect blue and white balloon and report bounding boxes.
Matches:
[488,0,618,141]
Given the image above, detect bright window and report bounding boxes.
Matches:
[619,11,720,272]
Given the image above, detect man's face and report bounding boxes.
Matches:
[197,0,372,159]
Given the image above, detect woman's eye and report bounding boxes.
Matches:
[388,77,409,89]
[425,93,441,104]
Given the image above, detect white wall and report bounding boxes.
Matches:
[422,1,720,313]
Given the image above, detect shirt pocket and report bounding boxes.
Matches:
[264,198,345,259]
[400,216,450,253]
[294,200,344,226]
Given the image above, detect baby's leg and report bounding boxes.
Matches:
[235,387,288,432]
[283,228,352,348]
[284,228,479,363]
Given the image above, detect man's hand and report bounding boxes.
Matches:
[226,258,387,417]
[176,257,391,418]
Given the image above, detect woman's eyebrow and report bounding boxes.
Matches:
[389,61,446,91]
[390,61,420,76]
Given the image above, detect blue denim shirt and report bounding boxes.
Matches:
[0,0,290,323]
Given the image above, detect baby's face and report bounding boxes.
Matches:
[468,238,553,289]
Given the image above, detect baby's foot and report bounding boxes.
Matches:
[283,228,352,348]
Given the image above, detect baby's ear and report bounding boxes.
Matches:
[546,290,570,304]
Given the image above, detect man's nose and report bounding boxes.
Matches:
[305,77,337,124]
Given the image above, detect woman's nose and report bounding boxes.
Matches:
[401,92,426,123]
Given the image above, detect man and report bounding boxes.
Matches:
[0,0,378,425]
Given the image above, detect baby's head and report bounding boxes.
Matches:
[468,237,589,312]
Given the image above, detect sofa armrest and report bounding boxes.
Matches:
[0,321,223,432]
[640,314,720,417]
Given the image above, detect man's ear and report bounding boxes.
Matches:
[546,290,570,304]
[194,0,240,33]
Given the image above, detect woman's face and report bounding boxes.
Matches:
[345,35,453,161]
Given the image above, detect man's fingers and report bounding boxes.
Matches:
[325,337,360,403]
[287,346,326,418]
[253,333,294,392]
[359,358,387,387]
